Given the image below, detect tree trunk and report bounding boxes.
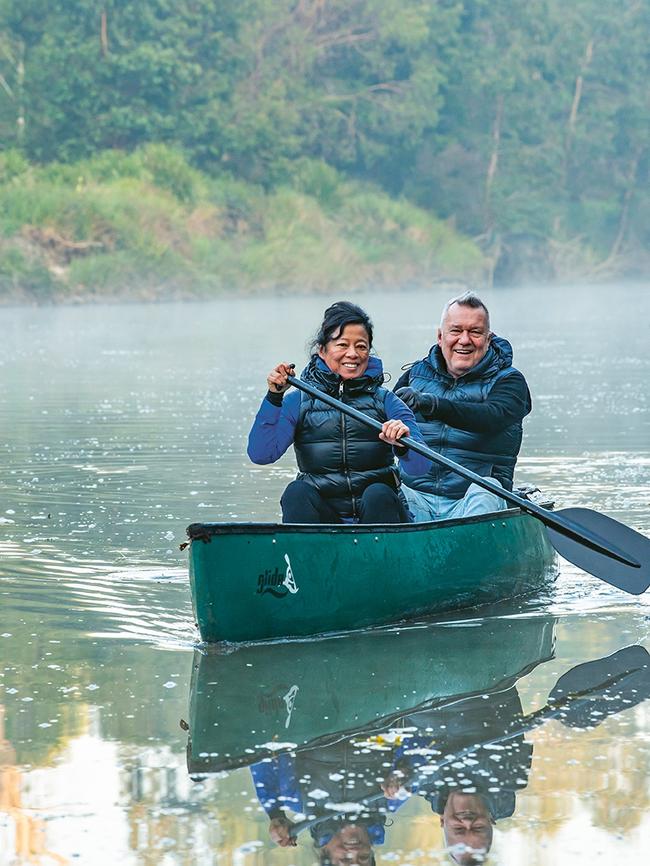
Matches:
[100,10,109,57]
[484,94,503,231]
[17,43,25,141]
[592,147,644,274]
[565,39,593,168]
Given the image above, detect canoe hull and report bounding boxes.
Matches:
[188,508,557,643]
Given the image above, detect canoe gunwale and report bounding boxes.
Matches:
[186,501,554,542]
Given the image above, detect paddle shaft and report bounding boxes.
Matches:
[286,374,639,568]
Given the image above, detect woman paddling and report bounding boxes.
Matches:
[247,301,430,523]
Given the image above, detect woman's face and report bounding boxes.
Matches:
[322,824,373,865]
[318,323,370,380]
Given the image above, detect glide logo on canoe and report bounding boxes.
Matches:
[256,554,299,597]
[283,684,299,729]
[258,683,299,729]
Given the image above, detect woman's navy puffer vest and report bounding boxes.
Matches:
[400,336,525,499]
[294,355,397,519]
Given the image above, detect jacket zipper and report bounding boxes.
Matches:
[437,379,456,486]
[339,381,356,517]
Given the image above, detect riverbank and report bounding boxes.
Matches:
[0,146,486,304]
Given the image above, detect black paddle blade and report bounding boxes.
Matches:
[546,507,650,594]
[548,645,650,728]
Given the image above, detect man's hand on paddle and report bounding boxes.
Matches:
[267,363,295,394]
[395,387,437,418]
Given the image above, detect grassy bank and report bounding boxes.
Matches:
[0,146,486,303]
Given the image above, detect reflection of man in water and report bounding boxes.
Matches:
[393,686,533,864]
[439,792,494,866]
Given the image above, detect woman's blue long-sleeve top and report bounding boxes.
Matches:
[250,748,405,845]
[248,363,431,479]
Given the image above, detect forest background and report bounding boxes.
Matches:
[0,0,648,302]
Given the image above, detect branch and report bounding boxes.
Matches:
[564,37,594,179]
[567,39,593,134]
[314,29,374,50]
[484,94,504,230]
[319,81,407,103]
[0,72,14,99]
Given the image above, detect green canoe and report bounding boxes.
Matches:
[186,504,558,643]
[186,613,556,773]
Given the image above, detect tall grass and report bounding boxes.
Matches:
[0,147,486,302]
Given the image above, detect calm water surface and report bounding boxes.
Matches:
[1,283,649,865]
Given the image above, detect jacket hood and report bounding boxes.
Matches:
[424,334,513,381]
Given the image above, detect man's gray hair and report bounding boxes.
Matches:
[440,291,490,331]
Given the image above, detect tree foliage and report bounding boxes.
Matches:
[0,0,647,280]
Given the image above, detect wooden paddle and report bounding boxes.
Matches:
[286,373,650,595]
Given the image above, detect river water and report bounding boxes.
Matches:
[1,283,649,865]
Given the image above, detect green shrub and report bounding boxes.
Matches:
[206,174,266,236]
[138,144,203,204]
[0,149,30,184]
[38,150,144,187]
[290,158,342,209]
[68,247,191,293]
[0,246,59,298]
[38,144,202,204]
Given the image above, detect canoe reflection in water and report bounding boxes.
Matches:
[183,618,650,864]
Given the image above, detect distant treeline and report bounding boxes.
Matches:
[0,0,648,298]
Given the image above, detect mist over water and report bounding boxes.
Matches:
[1,282,649,864]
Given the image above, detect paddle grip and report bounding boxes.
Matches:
[273,363,296,391]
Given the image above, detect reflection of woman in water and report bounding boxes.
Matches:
[251,739,408,862]
[246,646,650,864]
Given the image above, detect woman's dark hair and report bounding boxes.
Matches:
[313,814,380,864]
[311,301,373,351]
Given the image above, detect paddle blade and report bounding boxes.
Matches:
[546,507,650,594]
[548,645,650,728]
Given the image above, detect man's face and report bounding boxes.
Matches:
[441,793,494,865]
[437,304,491,379]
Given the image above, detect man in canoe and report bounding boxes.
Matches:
[247,301,430,523]
[394,291,531,521]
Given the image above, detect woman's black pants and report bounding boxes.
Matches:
[280,479,410,524]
